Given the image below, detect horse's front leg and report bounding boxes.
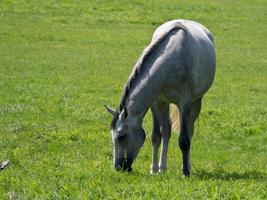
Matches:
[159,111,171,172]
[150,101,170,174]
[150,104,161,174]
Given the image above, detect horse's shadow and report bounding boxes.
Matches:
[193,169,266,180]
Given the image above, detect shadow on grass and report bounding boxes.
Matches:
[194,169,267,180]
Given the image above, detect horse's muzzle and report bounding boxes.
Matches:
[114,157,133,172]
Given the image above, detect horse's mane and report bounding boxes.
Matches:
[111,22,188,129]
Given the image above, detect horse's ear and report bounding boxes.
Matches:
[104,105,116,116]
[119,108,128,121]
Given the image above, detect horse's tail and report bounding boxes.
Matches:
[170,104,180,131]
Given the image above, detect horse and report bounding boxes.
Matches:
[105,19,216,176]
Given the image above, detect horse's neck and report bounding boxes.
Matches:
[126,69,164,118]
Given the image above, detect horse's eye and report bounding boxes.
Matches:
[117,134,127,141]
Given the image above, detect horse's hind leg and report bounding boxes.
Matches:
[179,98,202,176]
[188,98,202,139]
[150,100,171,174]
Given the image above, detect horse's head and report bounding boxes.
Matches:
[105,105,146,172]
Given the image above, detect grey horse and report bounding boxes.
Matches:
[105,19,216,176]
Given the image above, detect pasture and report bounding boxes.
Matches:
[0,0,266,199]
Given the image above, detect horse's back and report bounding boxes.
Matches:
[152,19,214,46]
[152,19,216,100]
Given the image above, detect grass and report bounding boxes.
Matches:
[0,0,266,199]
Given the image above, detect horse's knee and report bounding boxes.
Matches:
[151,133,161,145]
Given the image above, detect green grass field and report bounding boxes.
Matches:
[0,0,266,199]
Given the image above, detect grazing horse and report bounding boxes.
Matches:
[105,19,216,176]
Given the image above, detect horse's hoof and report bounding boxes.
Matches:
[150,165,159,174]
[181,163,191,177]
[183,172,190,177]
[182,169,190,177]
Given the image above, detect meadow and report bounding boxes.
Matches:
[0,0,266,199]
